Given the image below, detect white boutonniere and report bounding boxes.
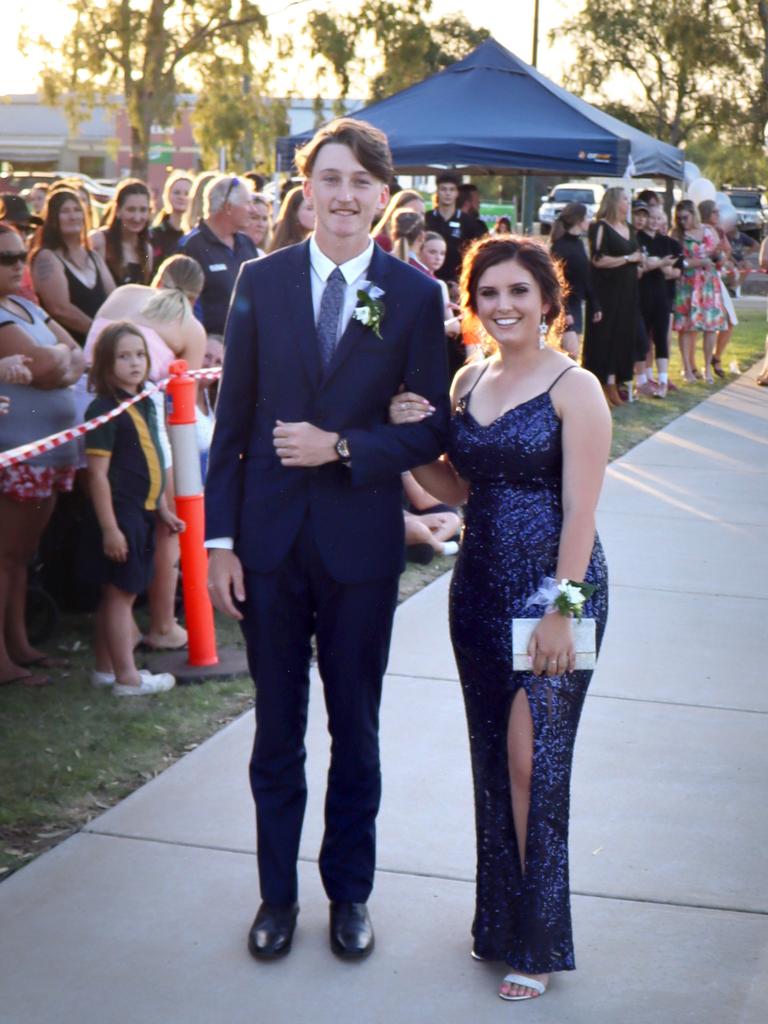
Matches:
[353,282,386,339]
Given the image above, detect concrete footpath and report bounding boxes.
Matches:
[2,368,767,1024]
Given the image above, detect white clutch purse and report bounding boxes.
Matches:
[512,617,596,672]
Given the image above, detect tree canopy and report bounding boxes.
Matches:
[309,0,490,104]
[33,0,267,178]
[557,0,768,183]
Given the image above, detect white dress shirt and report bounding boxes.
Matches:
[308,236,375,341]
[205,236,376,550]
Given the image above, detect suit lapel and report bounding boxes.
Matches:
[322,243,392,389]
[286,240,323,388]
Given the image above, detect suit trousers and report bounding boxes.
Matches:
[240,515,400,906]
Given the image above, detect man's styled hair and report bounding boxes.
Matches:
[436,171,461,188]
[295,118,394,183]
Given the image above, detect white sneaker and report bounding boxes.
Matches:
[113,670,176,696]
[441,541,459,556]
[90,670,116,688]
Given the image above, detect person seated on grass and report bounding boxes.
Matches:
[403,470,461,565]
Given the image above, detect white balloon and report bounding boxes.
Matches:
[683,161,701,187]
[687,177,717,205]
[713,191,737,226]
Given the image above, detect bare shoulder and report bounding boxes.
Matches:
[89,229,106,251]
[551,363,608,415]
[31,248,63,282]
[450,357,487,408]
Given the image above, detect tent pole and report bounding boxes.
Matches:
[521,176,536,235]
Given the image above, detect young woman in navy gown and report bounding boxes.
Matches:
[390,235,611,1001]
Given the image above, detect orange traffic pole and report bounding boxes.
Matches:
[166,359,218,667]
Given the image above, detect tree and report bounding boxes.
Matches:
[555,0,737,148]
[31,0,267,179]
[308,0,489,105]
[190,58,290,173]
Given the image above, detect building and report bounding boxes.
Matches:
[0,93,360,192]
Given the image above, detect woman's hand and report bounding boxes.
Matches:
[0,354,33,385]
[103,526,129,563]
[528,613,575,677]
[389,389,434,425]
[591,310,603,323]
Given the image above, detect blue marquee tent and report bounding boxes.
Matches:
[278,38,684,179]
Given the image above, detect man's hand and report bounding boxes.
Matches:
[208,548,246,621]
[273,420,339,467]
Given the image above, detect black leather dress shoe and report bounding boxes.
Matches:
[329,901,374,959]
[247,902,299,960]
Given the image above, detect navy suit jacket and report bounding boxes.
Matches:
[204,239,450,583]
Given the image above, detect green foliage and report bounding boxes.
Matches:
[191,56,290,173]
[557,0,768,183]
[307,10,358,98]
[685,135,768,189]
[556,0,745,148]
[33,0,268,178]
[308,0,489,102]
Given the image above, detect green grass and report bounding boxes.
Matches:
[1,309,764,880]
[0,559,450,880]
[610,306,766,459]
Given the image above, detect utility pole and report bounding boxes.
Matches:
[521,0,541,233]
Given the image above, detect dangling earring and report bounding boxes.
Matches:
[538,316,548,350]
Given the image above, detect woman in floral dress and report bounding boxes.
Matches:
[671,200,728,383]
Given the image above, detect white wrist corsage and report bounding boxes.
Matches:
[525,576,596,620]
[353,283,385,339]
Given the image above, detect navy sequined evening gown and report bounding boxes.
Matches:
[447,362,608,974]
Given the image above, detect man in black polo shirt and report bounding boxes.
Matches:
[424,171,475,283]
[180,175,258,335]
[457,183,489,244]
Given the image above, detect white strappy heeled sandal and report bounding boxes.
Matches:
[498,973,547,1001]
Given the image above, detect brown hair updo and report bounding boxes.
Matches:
[460,234,565,345]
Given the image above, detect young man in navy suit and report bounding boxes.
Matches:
[205,119,449,961]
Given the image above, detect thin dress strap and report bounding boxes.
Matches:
[546,364,577,393]
[461,361,491,409]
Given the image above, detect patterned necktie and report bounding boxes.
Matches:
[316,266,346,370]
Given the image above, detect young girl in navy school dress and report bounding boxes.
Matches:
[84,321,184,695]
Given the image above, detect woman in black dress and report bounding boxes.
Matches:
[30,189,115,346]
[582,187,644,406]
[90,179,153,285]
[150,170,193,265]
[550,202,601,360]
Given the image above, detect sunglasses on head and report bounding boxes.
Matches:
[224,176,241,204]
[0,251,27,267]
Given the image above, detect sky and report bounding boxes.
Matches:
[1,0,578,97]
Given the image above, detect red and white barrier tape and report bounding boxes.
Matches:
[0,366,222,470]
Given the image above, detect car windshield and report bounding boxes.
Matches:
[550,188,596,204]
[728,194,761,209]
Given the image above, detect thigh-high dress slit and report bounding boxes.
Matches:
[447,371,608,973]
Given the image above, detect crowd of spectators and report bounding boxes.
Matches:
[551,185,744,404]
[0,166,758,688]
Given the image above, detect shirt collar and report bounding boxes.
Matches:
[309,236,374,285]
